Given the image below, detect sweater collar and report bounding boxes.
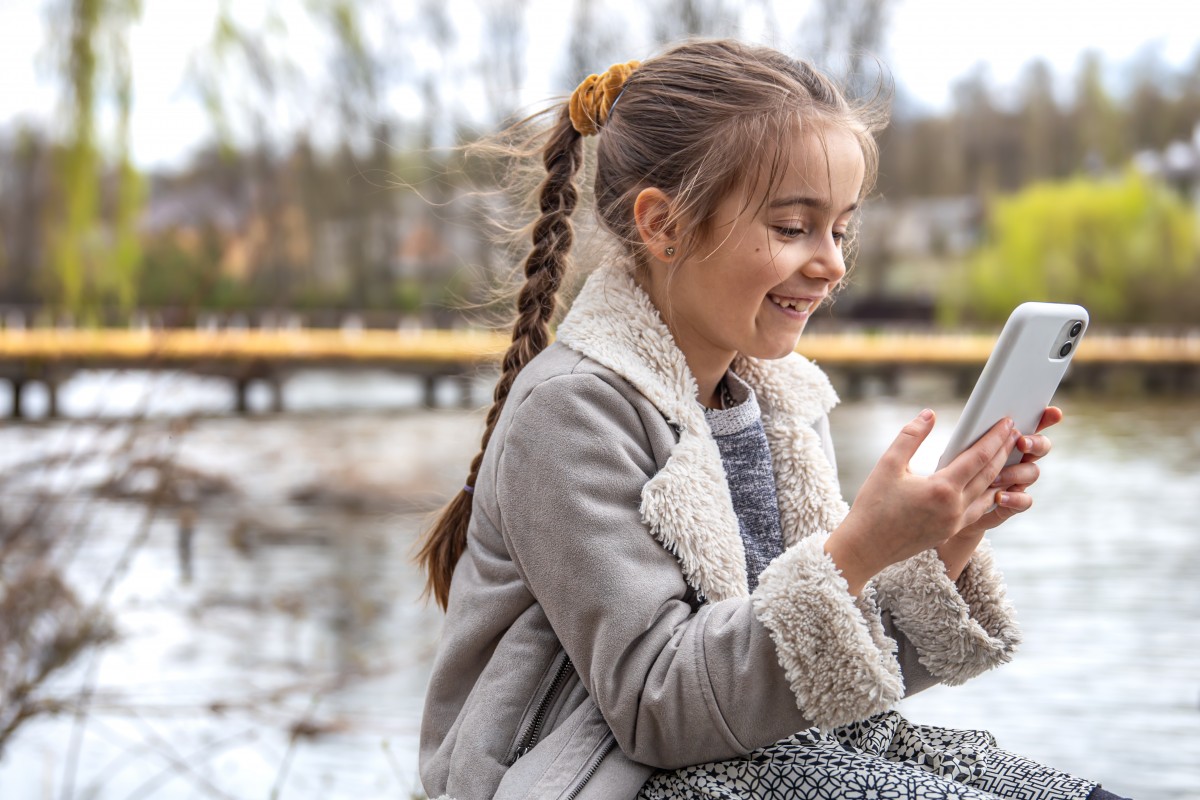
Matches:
[556,262,849,602]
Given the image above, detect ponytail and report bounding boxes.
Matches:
[416,108,584,609]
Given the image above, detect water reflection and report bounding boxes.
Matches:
[0,372,1196,798]
[832,397,1200,798]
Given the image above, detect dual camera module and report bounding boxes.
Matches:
[1055,320,1085,359]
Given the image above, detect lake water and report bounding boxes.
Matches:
[0,369,1197,799]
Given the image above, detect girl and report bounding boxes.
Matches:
[417,39,1125,800]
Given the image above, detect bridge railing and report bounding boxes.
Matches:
[1,328,1197,418]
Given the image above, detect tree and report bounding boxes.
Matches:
[44,0,144,321]
[1072,51,1123,172]
[803,0,893,99]
[561,0,624,89]
[945,172,1200,326]
[650,0,736,43]
[1017,59,1060,183]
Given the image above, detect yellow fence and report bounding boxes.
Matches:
[1,328,1198,366]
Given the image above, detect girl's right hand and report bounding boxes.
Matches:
[824,409,1019,595]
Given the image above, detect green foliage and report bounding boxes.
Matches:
[45,0,145,321]
[138,229,221,309]
[394,279,423,314]
[945,172,1200,325]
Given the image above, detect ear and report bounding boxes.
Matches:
[633,187,679,261]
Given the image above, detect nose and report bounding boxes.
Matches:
[802,230,847,285]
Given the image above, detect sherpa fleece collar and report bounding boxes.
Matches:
[555,262,851,603]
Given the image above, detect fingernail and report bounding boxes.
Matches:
[1021,436,1032,450]
[996,492,1010,506]
[919,408,933,421]
[1007,418,1015,430]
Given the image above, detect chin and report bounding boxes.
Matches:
[747,336,804,361]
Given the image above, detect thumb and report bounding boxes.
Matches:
[885,408,935,468]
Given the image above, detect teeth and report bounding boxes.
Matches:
[769,294,809,311]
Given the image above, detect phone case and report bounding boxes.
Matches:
[937,302,1088,471]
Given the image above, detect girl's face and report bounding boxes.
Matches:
[650,125,865,380]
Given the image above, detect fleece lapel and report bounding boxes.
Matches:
[556,263,846,602]
[734,355,851,547]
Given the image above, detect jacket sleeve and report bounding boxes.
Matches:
[808,408,1020,689]
[870,542,1022,685]
[494,372,901,769]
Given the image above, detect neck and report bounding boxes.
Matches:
[674,335,735,410]
[697,369,727,410]
[633,266,734,410]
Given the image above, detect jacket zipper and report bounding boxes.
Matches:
[563,735,616,800]
[510,653,573,763]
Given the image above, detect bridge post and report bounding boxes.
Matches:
[234,378,249,414]
[46,378,60,419]
[458,373,475,409]
[270,377,284,414]
[423,375,438,409]
[10,379,24,419]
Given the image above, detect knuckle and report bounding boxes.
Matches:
[928,479,959,508]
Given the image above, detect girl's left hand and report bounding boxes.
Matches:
[950,410,1065,542]
[936,407,1064,580]
[963,405,1063,534]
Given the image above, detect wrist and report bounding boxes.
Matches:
[824,521,881,597]
[937,531,985,582]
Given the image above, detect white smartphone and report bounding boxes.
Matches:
[937,302,1088,471]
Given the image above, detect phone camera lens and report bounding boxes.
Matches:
[1059,342,1073,358]
[1070,321,1083,337]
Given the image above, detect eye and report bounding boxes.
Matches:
[772,225,807,239]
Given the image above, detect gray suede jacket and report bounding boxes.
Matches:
[418,263,1022,800]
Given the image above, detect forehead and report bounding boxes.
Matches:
[753,124,866,212]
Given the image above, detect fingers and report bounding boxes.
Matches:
[991,461,1040,489]
[1035,406,1064,433]
[1016,431,1053,464]
[993,489,1033,515]
[885,408,936,468]
[1015,407,1062,463]
[971,490,1034,530]
[942,417,1014,487]
[965,423,1019,499]
[960,411,1059,530]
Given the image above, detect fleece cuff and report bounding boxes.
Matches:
[872,540,1021,686]
[751,533,904,731]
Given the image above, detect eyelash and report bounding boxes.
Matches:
[773,226,848,243]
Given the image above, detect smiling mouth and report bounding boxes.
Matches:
[767,294,821,314]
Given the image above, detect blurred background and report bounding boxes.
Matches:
[0,1,1197,798]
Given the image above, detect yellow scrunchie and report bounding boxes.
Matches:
[568,60,640,136]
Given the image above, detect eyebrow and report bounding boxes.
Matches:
[769,195,859,214]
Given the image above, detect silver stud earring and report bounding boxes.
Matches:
[664,246,675,257]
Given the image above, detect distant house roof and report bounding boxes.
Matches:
[140,182,250,234]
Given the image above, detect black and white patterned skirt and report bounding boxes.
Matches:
[636,711,1097,800]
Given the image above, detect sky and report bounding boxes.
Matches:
[1,0,1197,170]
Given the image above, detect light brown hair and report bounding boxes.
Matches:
[416,39,888,609]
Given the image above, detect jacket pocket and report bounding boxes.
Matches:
[507,650,576,765]
[562,733,616,800]
[496,697,651,800]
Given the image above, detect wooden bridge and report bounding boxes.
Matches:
[1,328,1197,417]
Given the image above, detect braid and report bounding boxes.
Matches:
[416,108,583,610]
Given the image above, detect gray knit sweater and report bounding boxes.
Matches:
[703,370,785,592]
